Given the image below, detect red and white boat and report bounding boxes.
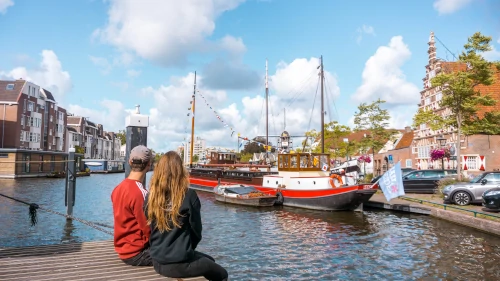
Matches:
[188,153,378,211]
[186,56,378,211]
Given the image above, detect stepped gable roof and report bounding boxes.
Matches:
[0,79,25,102]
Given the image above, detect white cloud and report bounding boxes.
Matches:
[89,56,112,75]
[484,45,500,61]
[93,0,245,66]
[219,35,247,57]
[70,57,340,152]
[67,100,132,133]
[356,25,375,44]
[0,0,14,14]
[0,50,72,103]
[352,36,420,106]
[433,0,472,15]
[127,69,141,78]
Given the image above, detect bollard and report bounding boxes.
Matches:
[66,147,76,219]
[125,105,149,186]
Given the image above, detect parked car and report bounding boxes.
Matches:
[442,172,500,206]
[483,188,500,211]
[370,168,416,183]
[402,169,458,194]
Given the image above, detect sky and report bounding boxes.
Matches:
[1,0,499,152]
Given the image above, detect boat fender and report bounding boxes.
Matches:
[329,174,343,188]
[275,191,284,205]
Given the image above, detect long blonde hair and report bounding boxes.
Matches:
[147,151,189,232]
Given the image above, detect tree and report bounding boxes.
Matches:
[116,130,126,145]
[324,121,352,161]
[413,32,500,179]
[193,154,199,163]
[74,145,85,154]
[353,99,394,161]
[241,137,267,154]
[238,152,253,162]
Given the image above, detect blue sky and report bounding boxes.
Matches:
[1,0,499,151]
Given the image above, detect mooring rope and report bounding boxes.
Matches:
[0,193,114,236]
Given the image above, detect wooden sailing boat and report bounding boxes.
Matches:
[188,57,377,211]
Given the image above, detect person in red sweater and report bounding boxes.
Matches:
[111,145,153,266]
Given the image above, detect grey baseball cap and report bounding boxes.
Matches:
[129,145,152,164]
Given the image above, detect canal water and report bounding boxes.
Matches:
[1,173,500,280]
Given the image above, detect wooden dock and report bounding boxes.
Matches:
[0,240,207,281]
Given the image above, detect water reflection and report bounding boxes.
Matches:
[1,175,500,280]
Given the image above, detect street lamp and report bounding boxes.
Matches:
[437,134,447,170]
[343,138,349,162]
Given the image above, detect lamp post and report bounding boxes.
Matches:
[343,138,349,162]
[437,134,447,170]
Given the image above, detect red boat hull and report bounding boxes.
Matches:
[189,176,377,211]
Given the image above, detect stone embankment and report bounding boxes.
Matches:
[367,193,500,237]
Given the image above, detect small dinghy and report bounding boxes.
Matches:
[215,184,276,207]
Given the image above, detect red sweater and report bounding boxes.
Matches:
[111,178,151,259]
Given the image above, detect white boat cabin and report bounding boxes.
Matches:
[263,153,337,190]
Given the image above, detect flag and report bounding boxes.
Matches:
[378,162,405,201]
[322,164,329,171]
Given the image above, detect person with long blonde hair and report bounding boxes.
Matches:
[145,151,228,281]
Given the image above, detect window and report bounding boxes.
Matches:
[28,101,34,111]
[20,131,24,141]
[425,97,431,105]
[6,84,14,90]
[406,171,423,179]
[423,170,443,178]
[483,173,500,182]
[21,115,24,126]
[466,156,478,170]
[50,115,53,122]
[418,146,431,159]
[436,92,442,101]
[405,159,412,168]
[420,123,426,130]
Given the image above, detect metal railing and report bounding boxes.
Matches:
[400,196,500,219]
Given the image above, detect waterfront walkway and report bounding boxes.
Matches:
[0,240,207,281]
[367,193,500,236]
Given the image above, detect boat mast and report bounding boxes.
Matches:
[190,71,197,166]
[265,59,269,151]
[320,55,324,153]
[283,108,286,131]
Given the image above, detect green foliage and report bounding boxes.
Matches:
[363,173,374,184]
[353,99,394,156]
[413,32,500,180]
[239,152,253,162]
[116,130,126,146]
[241,137,267,154]
[74,145,85,154]
[192,154,199,163]
[303,121,353,159]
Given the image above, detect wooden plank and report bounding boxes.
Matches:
[0,240,207,281]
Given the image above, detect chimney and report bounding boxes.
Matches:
[405,126,412,133]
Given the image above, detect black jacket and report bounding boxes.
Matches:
[144,188,202,264]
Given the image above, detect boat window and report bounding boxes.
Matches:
[300,155,308,168]
[291,155,298,168]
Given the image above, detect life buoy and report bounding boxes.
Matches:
[275,191,284,205]
[329,174,343,188]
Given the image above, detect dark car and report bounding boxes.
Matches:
[402,169,458,194]
[370,168,415,184]
[483,188,500,211]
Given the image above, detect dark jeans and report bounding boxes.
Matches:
[122,246,153,266]
[153,251,228,281]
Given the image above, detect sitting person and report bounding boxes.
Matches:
[145,151,228,281]
[111,145,153,266]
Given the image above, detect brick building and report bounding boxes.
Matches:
[0,79,67,151]
[374,127,414,176]
[412,32,500,175]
